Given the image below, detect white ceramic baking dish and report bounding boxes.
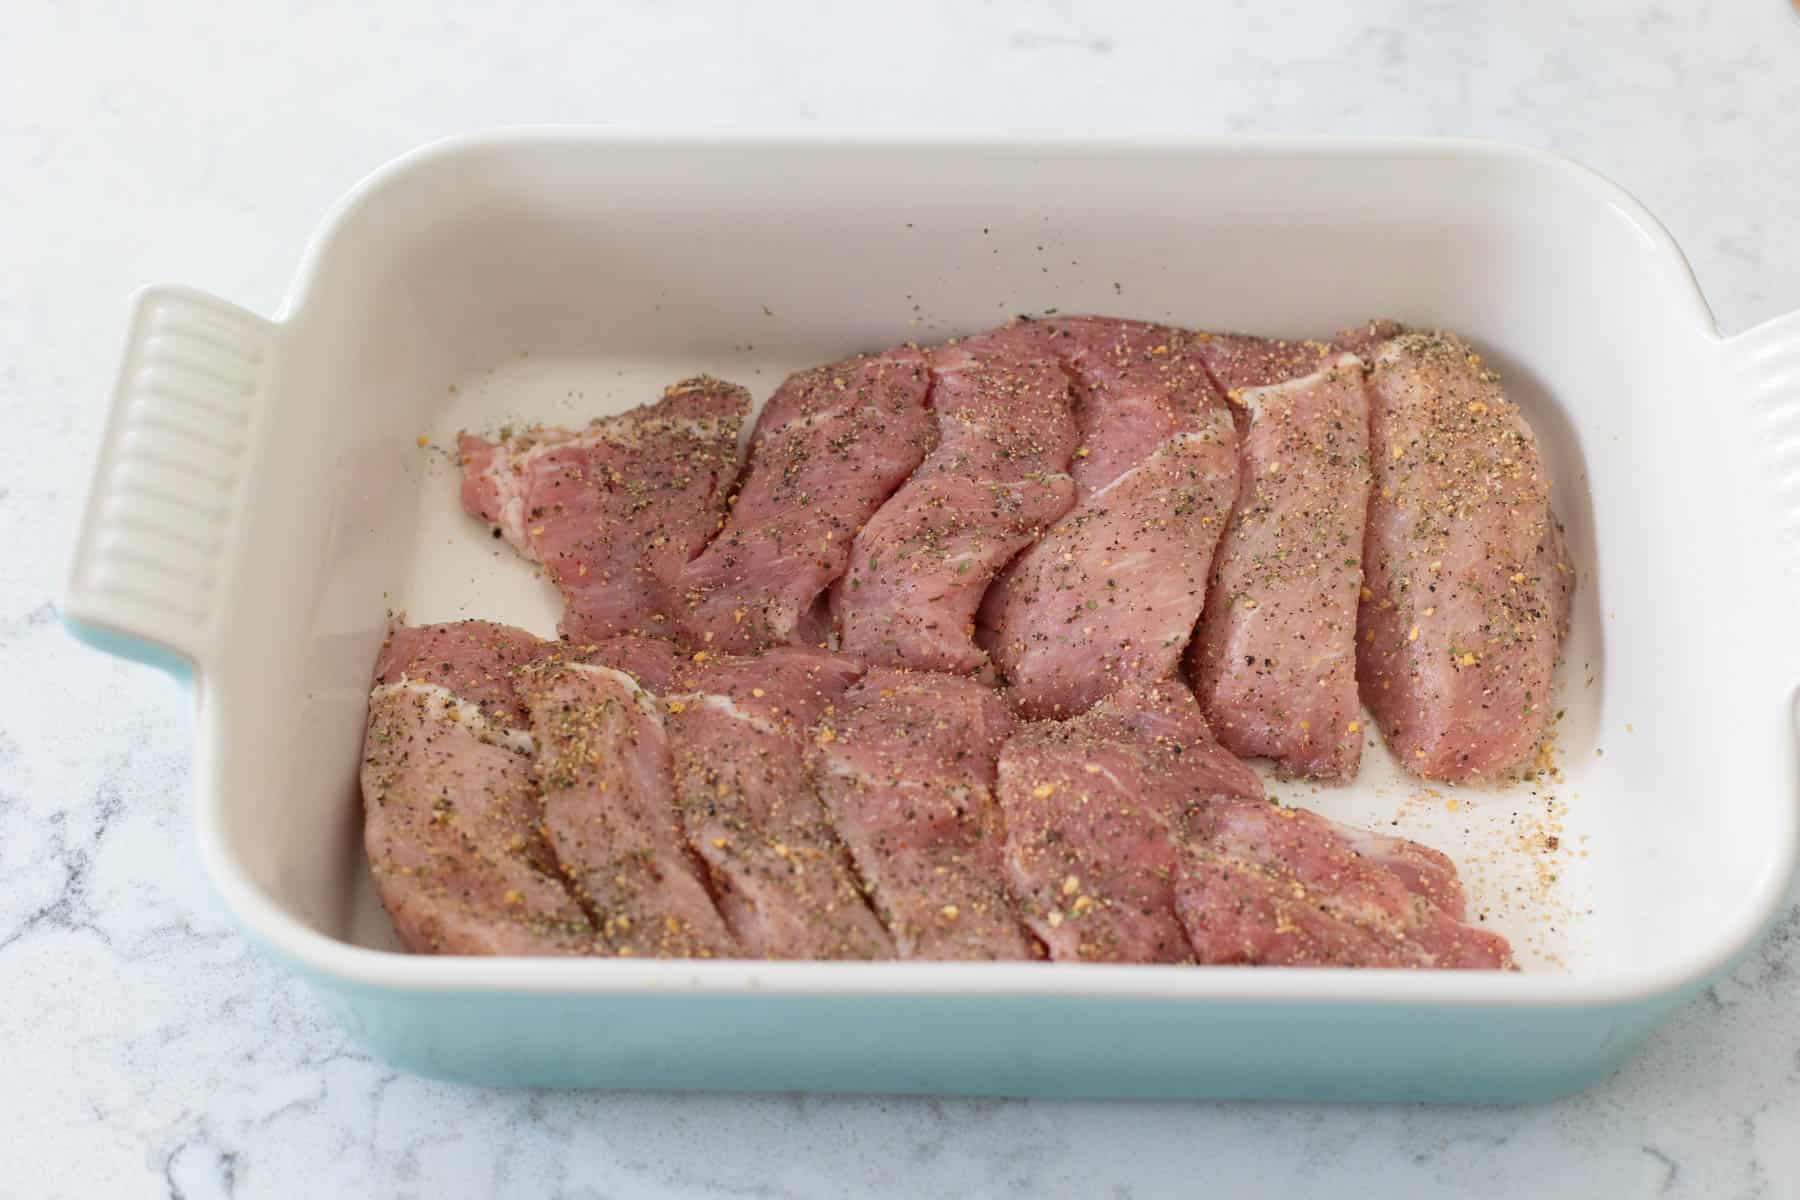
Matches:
[64,131,1800,1101]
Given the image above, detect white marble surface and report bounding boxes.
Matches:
[5,1,1800,1195]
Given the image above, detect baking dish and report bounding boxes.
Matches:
[63,131,1800,1101]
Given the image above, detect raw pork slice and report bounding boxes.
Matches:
[1358,333,1571,781]
[524,659,735,957]
[361,621,594,955]
[566,634,685,692]
[834,343,1078,671]
[1330,319,1408,362]
[1331,823,1470,921]
[679,349,934,651]
[977,318,1238,717]
[664,647,894,958]
[1188,320,1403,396]
[1188,353,1372,780]
[1177,799,1515,969]
[459,377,748,641]
[808,670,1037,959]
[996,682,1262,962]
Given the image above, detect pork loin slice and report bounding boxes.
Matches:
[1329,319,1409,362]
[996,681,1262,962]
[569,634,685,692]
[1358,333,1571,781]
[808,669,1037,959]
[361,621,594,955]
[664,647,894,959]
[459,377,748,642]
[977,318,1238,717]
[1177,799,1515,969]
[679,349,934,652]
[1188,354,1372,780]
[524,659,735,958]
[834,342,1078,672]
[1330,823,1469,921]
[1188,320,1403,395]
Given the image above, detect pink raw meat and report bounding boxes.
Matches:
[1331,823,1469,921]
[459,377,748,642]
[678,349,934,651]
[1178,798,1514,969]
[977,318,1239,717]
[1188,353,1372,780]
[1330,318,1408,362]
[372,620,550,726]
[996,681,1263,962]
[524,658,735,958]
[361,621,594,955]
[572,633,684,690]
[834,342,1077,671]
[808,669,1038,959]
[1189,320,1402,396]
[664,647,894,958]
[1358,333,1572,781]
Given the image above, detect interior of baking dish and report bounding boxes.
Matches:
[205,137,1794,993]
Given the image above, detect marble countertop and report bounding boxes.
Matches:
[5,1,1800,1195]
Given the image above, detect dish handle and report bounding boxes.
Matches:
[1734,307,1800,552]
[62,286,281,681]
[1729,307,1800,703]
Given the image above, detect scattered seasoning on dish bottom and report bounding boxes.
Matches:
[1378,706,1586,970]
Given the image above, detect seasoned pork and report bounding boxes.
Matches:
[1358,333,1570,781]
[679,350,934,651]
[564,634,684,692]
[1188,353,1372,780]
[1330,318,1408,362]
[1177,799,1515,968]
[524,659,735,957]
[978,318,1238,717]
[664,647,894,958]
[459,377,748,642]
[808,669,1037,959]
[371,314,1551,971]
[834,343,1078,671]
[995,677,1505,969]
[1331,822,1470,920]
[1189,320,1402,395]
[996,681,1262,962]
[361,621,594,955]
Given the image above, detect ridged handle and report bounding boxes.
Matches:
[1739,309,1800,581]
[64,286,280,674]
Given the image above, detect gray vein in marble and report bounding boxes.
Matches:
[1641,1144,1679,1195]
[1009,31,1114,55]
